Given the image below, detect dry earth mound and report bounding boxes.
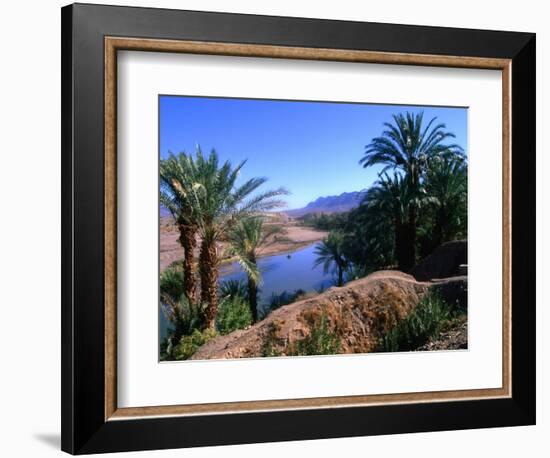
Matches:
[191,271,430,360]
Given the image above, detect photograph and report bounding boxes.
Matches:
[158,96,468,361]
[49,2,539,454]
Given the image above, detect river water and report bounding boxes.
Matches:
[160,243,334,341]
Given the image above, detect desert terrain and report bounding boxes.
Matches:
[160,215,327,272]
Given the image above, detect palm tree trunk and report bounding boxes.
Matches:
[246,253,259,321]
[337,266,344,287]
[199,239,219,329]
[171,318,186,349]
[432,210,444,251]
[177,223,197,303]
[394,220,407,270]
[248,277,258,322]
[405,206,417,270]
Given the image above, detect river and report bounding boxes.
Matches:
[160,243,334,341]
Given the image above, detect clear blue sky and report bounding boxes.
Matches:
[160,96,467,210]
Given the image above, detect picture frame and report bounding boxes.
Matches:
[61,3,536,454]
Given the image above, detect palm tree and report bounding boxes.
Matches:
[160,153,200,303]
[425,156,467,249]
[360,111,463,269]
[160,293,206,354]
[227,216,284,321]
[361,172,413,269]
[314,232,349,287]
[184,148,288,329]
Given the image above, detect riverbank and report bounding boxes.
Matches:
[160,218,328,272]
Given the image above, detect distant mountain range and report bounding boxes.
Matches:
[160,190,367,220]
[284,190,366,218]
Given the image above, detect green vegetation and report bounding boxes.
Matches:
[170,328,218,361]
[226,217,284,322]
[421,156,467,256]
[218,279,248,302]
[266,289,307,315]
[358,112,465,270]
[308,112,469,278]
[159,111,468,360]
[313,232,349,287]
[159,263,185,304]
[159,293,207,359]
[288,314,340,356]
[160,147,288,330]
[161,279,252,359]
[261,324,282,358]
[262,314,340,357]
[298,212,348,231]
[378,292,463,352]
[216,295,253,335]
[160,157,199,303]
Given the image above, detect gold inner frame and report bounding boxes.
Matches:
[104,37,512,421]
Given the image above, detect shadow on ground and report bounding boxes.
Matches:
[34,433,60,450]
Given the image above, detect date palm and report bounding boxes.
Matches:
[227,217,285,322]
[360,112,463,269]
[185,148,288,329]
[425,156,467,249]
[361,172,412,269]
[314,231,349,287]
[160,152,200,303]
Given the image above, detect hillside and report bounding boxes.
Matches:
[284,190,365,218]
[191,271,430,360]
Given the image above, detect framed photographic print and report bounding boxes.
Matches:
[61,3,536,454]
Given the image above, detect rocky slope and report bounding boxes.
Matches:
[417,319,468,351]
[191,271,430,360]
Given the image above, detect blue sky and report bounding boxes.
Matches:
[160,96,467,210]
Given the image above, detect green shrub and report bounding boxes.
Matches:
[160,294,206,340]
[379,292,452,352]
[172,328,218,360]
[219,279,248,301]
[298,212,348,231]
[345,263,371,282]
[262,314,340,357]
[261,324,282,357]
[288,314,340,356]
[160,264,184,302]
[216,296,253,335]
[159,338,172,362]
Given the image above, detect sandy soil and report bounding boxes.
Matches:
[190,270,430,360]
[160,219,327,272]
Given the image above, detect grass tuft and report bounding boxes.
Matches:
[378,291,460,352]
[262,313,340,357]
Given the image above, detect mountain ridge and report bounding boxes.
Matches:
[284,190,366,218]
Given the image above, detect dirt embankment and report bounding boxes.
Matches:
[191,271,430,360]
[191,238,469,360]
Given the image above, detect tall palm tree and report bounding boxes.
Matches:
[184,148,288,329]
[361,172,413,269]
[160,153,199,303]
[313,232,349,287]
[360,112,463,269]
[425,156,467,249]
[226,216,284,322]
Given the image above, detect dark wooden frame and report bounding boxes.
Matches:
[61,3,536,454]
